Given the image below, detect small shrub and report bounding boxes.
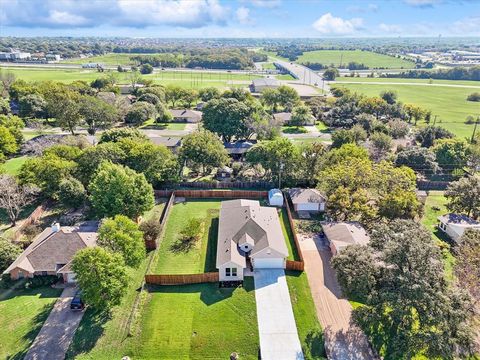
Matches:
[140,218,162,242]
[22,224,41,241]
[24,275,59,289]
[466,92,480,102]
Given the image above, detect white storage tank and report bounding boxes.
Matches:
[268,189,284,207]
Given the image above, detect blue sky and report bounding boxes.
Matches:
[0,0,479,38]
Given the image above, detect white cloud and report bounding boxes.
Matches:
[347,3,378,13]
[249,0,281,8]
[47,10,88,26]
[404,0,439,7]
[450,16,480,35]
[379,23,403,33]
[312,13,363,35]
[236,7,252,25]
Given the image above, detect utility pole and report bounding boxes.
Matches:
[471,116,479,144]
[278,162,284,189]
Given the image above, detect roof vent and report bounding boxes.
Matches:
[52,222,61,233]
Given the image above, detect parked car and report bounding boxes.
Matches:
[70,291,85,310]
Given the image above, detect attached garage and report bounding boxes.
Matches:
[65,272,77,283]
[253,257,285,269]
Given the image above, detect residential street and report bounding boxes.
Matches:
[298,234,377,360]
[254,269,304,360]
[24,286,84,360]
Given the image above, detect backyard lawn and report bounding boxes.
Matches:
[297,50,415,69]
[331,82,479,138]
[420,191,456,281]
[0,286,61,360]
[152,200,221,274]
[0,156,29,175]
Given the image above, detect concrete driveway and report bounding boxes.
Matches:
[298,234,377,360]
[254,269,304,360]
[24,286,84,360]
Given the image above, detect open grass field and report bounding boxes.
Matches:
[420,191,456,282]
[0,285,62,360]
[297,50,415,69]
[152,200,220,274]
[0,66,259,89]
[336,77,480,87]
[0,156,29,175]
[332,82,479,138]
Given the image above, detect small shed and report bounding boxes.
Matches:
[288,188,326,212]
[437,213,480,243]
[268,189,284,207]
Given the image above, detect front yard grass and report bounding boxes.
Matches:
[282,125,308,134]
[152,200,221,274]
[140,119,187,130]
[137,278,258,359]
[0,285,61,359]
[0,156,29,175]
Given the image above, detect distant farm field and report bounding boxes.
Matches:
[336,77,480,87]
[298,50,415,69]
[332,81,479,138]
[61,53,170,66]
[0,67,259,89]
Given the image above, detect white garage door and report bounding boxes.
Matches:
[297,203,319,211]
[66,273,76,283]
[254,258,284,269]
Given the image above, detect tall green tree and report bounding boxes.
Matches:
[89,162,154,219]
[97,215,146,268]
[46,90,82,135]
[289,104,313,127]
[455,229,480,307]
[79,95,119,135]
[179,131,229,175]
[72,247,129,310]
[0,238,21,273]
[433,138,469,170]
[445,174,480,219]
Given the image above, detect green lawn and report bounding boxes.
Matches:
[336,77,480,87]
[0,286,61,360]
[282,126,308,134]
[0,156,29,175]
[140,119,187,130]
[276,74,296,80]
[286,272,325,359]
[137,279,258,360]
[332,82,479,138]
[420,191,456,282]
[297,50,415,69]
[142,200,167,222]
[152,200,221,274]
[262,62,276,70]
[279,209,300,261]
[315,121,330,133]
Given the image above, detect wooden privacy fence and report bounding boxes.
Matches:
[145,272,219,285]
[283,191,305,264]
[176,181,274,189]
[145,192,175,250]
[286,260,305,271]
[154,189,268,199]
[417,180,450,190]
[13,203,47,241]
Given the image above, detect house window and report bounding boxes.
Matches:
[41,271,48,276]
[232,268,237,277]
[225,268,231,277]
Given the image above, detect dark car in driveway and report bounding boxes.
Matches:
[70,291,85,310]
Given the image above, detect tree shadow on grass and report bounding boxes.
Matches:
[8,303,54,360]
[204,216,219,272]
[65,309,111,359]
[170,237,197,253]
[303,329,325,360]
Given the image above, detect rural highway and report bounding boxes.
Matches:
[274,60,330,93]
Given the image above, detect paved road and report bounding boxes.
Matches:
[298,234,377,360]
[24,286,84,360]
[335,80,480,89]
[274,60,329,93]
[254,269,304,360]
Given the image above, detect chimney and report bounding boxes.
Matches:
[51,223,61,233]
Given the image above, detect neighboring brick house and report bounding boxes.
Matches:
[3,222,98,283]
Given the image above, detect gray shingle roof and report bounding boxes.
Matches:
[288,188,326,204]
[216,199,288,267]
[170,109,202,121]
[437,213,480,226]
[321,222,370,250]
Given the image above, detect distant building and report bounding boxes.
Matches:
[148,136,182,153]
[250,78,279,93]
[224,140,256,160]
[170,109,202,123]
[46,54,61,62]
[0,50,31,61]
[437,213,480,243]
[322,222,370,255]
[273,112,315,126]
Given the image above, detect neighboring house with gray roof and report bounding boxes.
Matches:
[437,213,480,243]
[4,222,98,283]
[170,109,202,123]
[216,199,288,282]
[288,188,326,213]
[273,112,315,126]
[321,222,370,255]
[149,136,182,153]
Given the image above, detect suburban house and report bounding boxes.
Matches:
[149,136,182,153]
[288,188,326,213]
[321,222,370,255]
[216,199,289,282]
[273,112,315,126]
[3,222,98,283]
[250,78,279,93]
[224,140,256,160]
[170,109,202,123]
[437,213,480,243]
